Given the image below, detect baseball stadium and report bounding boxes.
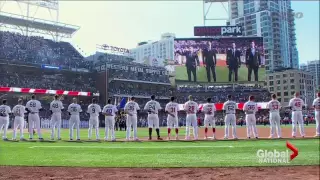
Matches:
[0,1,319,180]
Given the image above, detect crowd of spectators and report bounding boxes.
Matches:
[0,64,97,92]
[108,69,170,83]
[176,85,270,103]
[0,31,92,69]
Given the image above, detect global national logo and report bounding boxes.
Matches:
[256,141,298,164]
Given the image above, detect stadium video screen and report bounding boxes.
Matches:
[174,37,266,83]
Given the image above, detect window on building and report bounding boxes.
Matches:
[284,98,289,102]
[290,85,295,89]
[283,79,287,84]
[291,91,295,95]
[277,86,281,90]
[283,86,288,90]
[283,74,287,78]
[270,87,274,91]
[276,75,280,78]
[290,79,294,83]
[269,76,273,80]
[277,92,281,97]
[277,80,281,84]
[278,98,282,102]
[269,81,274,86]
[284,92,289,96]
[290,73,294,77]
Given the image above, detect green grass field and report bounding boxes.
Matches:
[0,127,319,168]
[175,66,266,82]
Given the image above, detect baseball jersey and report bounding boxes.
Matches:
[67,103,82,115]
[102,104,118,116]
[12,105,26,117]
[26,100,42,113]
[312,97,320,111]
[144,100,161,114]
[124,101,140,115]
[184,100,199,114]
[203,103,216,115]
[289,97,305,111]
[267,100,281,113]
[222,100,237,114]
[87,103,102,117]
[243,101,258,114]
[0,105,11,117]
[50,100,64,113]
[165,102,180,117]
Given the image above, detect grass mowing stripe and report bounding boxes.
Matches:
[28,145,234,149]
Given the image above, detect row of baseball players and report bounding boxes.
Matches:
[0,92,319,141]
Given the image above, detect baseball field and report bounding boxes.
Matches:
[175,66,266,82]
[0,126,319,180]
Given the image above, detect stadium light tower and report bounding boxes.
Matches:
[0,0,79,41]
[203,0,230,26]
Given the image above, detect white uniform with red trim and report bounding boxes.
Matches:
[312,97,320,136]
[267,99,282,138]
[26,100,42,139]
[165,102,180,128]
[243,101,259,138]
[0,105,11,140]
[289,97,305,137]
[184,100,199,140]
[203,103,216,127]
[144,100,162,129]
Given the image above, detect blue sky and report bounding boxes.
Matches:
[1,1,319,64]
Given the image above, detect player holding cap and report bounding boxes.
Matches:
[267,94,282,138]
[12,99,26,141]
[124,97,140,141]
[312,92,320,137]
[243,95,259,139]
[26,95,43,140]
[165,96,180,140]
[223,95,238,139]
[289,92,305,138]
[184,95,199,140]
[68,98,82,141]
[102,98,118,141]
[0,99,11,141]
[87,98,102,140]
[203,98,217,140]
[144,95,163,140]
[50,95,64,140]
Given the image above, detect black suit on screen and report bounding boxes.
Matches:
[226,48,241,82]
[181,50,200,82]
[203,49,217,82]
[246,47,261,82]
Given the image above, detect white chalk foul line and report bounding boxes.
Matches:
[29,145,234,149]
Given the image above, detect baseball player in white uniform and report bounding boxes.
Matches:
[267,94,282,138]
[0,99,11,141]
[184,95,199,140]
[313,92,320,137]
[12,99,27,141]
[165,96,180,140]
[203,98,217,140]
[124,97,140,141]
[87,98,102,140]
[26,95,43,140]
[222,95,238,139]
[144,95,163,140]
[68,98,82,141]
[102,98,118,141]
[243,95,259,139]
[50,95,64,140]
[289,92,305,138]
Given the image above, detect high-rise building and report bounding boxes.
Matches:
[129,33,175,67]
[300,60,320,91]
[228,0,299,72]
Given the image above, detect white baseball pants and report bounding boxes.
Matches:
[148,114,159,129]
[269,112,281,138]
[28,113,42,139]
[245,114,258,138]
[51,113,62,140]
[13,116,24,140]
[88,116,100,140]
[69,115,80,140]
[291,111,305,137]
[167,115,179,129]
[204,115,215,127]
[105,116,115,140]
[185,114,198,140]
[315,111,320,136]
[224,114,237,138]
[126,115,137,140]
[0,117,9,139]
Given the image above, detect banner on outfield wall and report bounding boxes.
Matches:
[94,63,168,75]
[178,102,268,111]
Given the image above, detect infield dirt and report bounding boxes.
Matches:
[0,166,319,180]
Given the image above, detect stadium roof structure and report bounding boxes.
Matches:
[0,11,80,41]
